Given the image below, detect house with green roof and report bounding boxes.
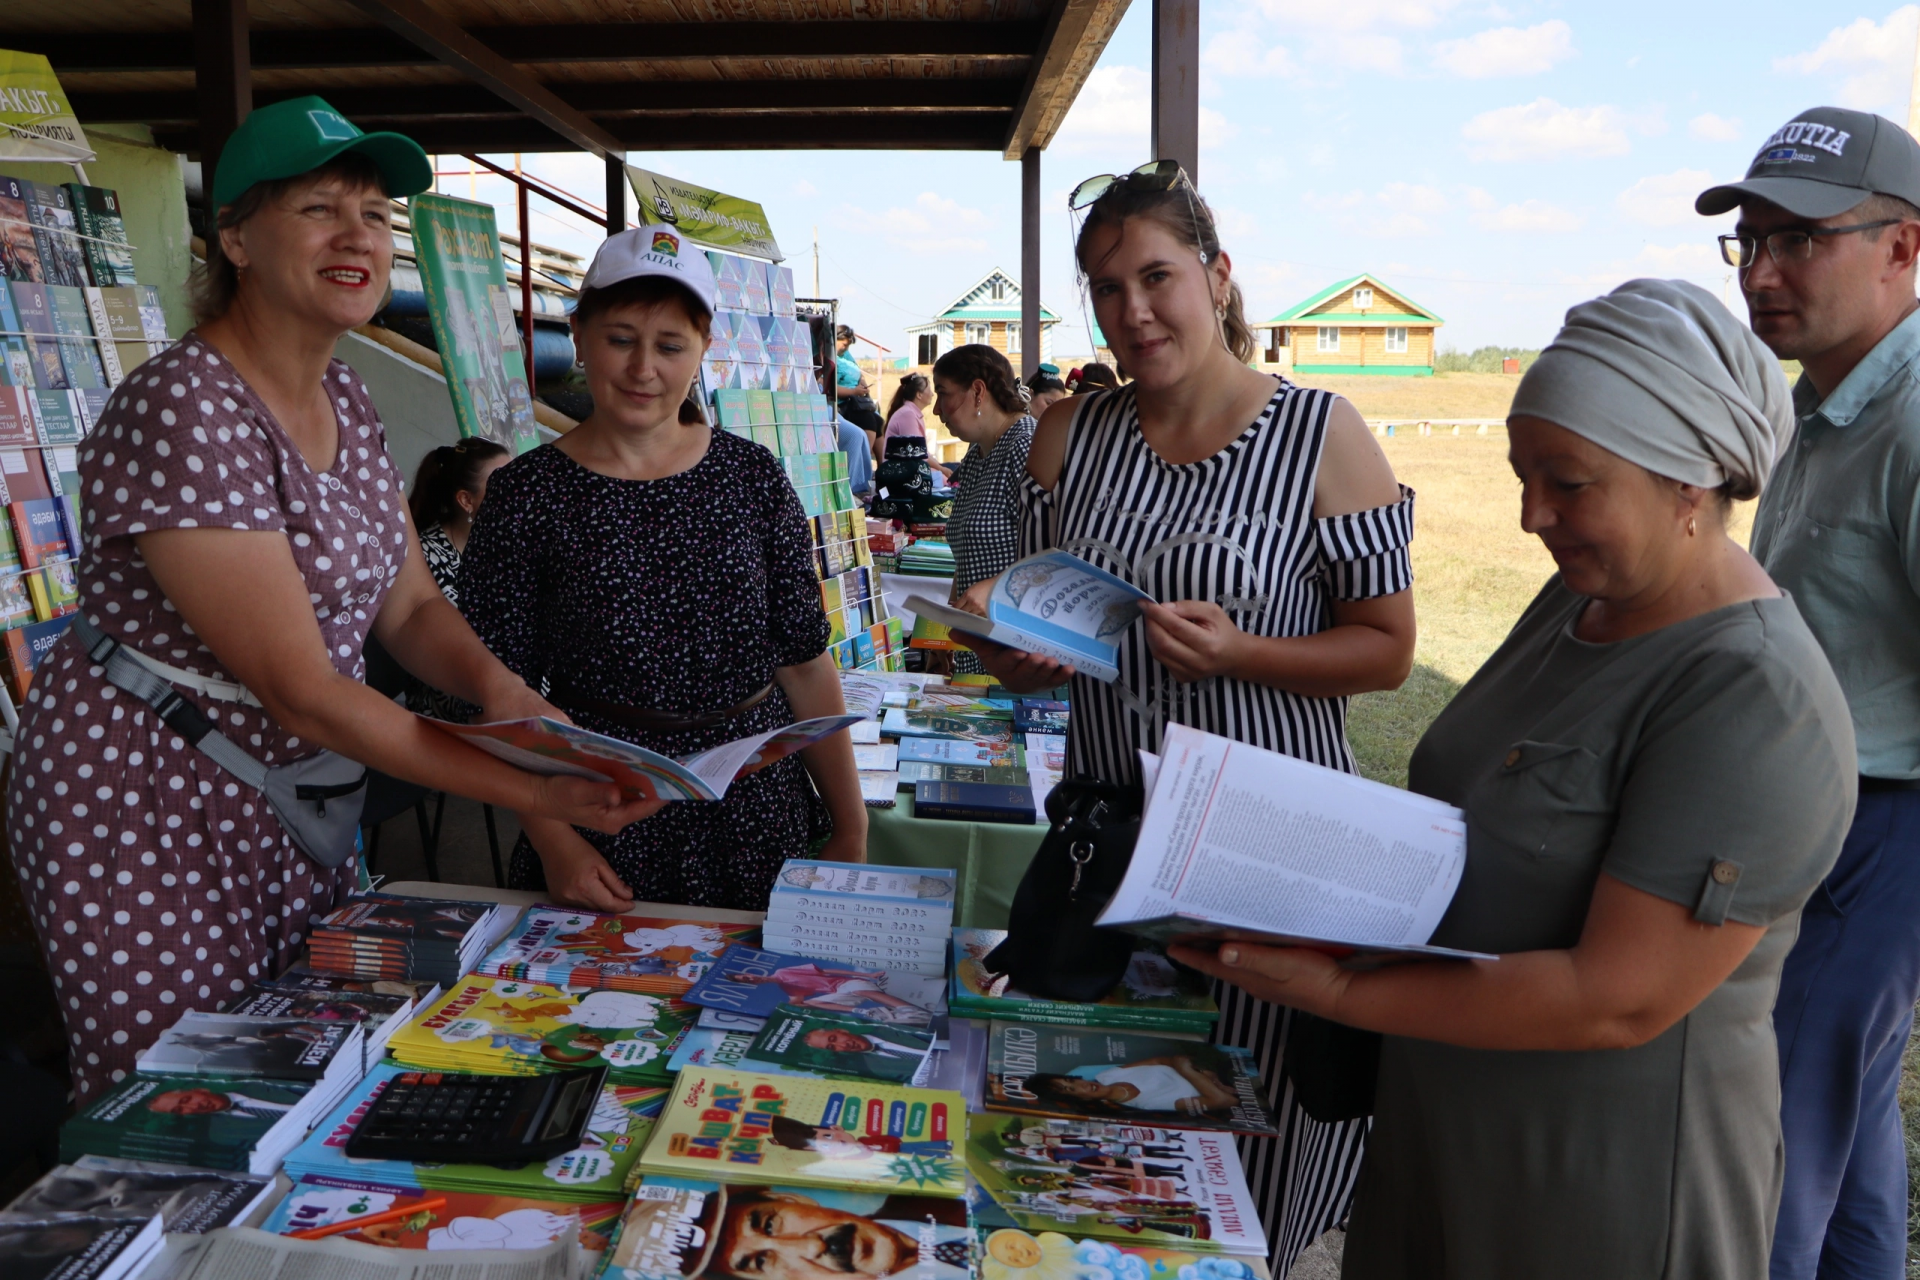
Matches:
[1264,274,1443,376]
[906,268,1061,368]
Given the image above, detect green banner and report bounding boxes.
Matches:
[409,193,539,454]
[0,50,92,162]
[627,165,782,261]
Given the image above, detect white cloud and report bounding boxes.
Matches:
[1306,182,1448,236]
[1775,7,1918,115]
[1431,20,1575,78]
[835,192,994,255]
[1688,113,1744,142]
[1251,0,1459,32]
[791,179,818,198]
[1615,169,1715,226]
[1474,199,1584,232]
[1324,33,1405,74]
[1633,242,1723,275]
[1203,32,1299,78]
[1461,98,1631,161]
[1050,65,1232,156]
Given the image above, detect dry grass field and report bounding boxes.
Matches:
[1298,370,1522,422]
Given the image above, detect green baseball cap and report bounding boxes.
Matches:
[212,95,432,210]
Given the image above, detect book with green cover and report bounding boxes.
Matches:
[982,1022,1275,1136]
[639,1067,966,1198]
[746,1005,934,1084]
[951,929,1216,1032]
[0,282,34,387]
[64,184,136,287]
[59,1073,316,1174]
[44,285,105,388]
[746,389,776,426]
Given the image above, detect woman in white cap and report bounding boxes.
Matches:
[459,229,865,911]
[1172,279,1859,1276]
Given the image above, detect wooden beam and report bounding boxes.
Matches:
[335,0,624,160]
[12,21,1045,73]
[1151,0,1199,183]
[1003,0,1130,158]
[1021,147,1041,379]
[191,0,249,213]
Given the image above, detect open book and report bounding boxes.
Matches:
[1099,724,1493,962]
[426,714,862,802]
[903,550,1148,682]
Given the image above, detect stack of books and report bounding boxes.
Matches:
[60,1073,321,1175]
[898,538,955,577]
[134,1010,367,1122]
[474,906,756,996]
[0,1212,163,1280]
[762,860,956,977]
[3,1155,275,1240]
[262,1176,626,1253]
[223,980,419,1073]
[950,928,1218,1033]
[307,893,515,987]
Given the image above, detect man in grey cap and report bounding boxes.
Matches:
[1697,107,1920,1280]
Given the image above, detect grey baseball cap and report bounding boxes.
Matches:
[1695,107,1920,219]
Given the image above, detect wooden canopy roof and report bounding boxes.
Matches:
[2,0,1129,158]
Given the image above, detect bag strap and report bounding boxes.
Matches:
[71,613,269,791]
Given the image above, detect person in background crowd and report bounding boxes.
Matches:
[833,324,884,447]
[1026,365,1069,416]
[883,372,952,478]
[1696,107,1920,1280]
[836,411,875,503]
[460,230,866,913]
[965,163,1415,1275]
[933,345,1035,677]
[1068,362,1120,395]
[6,97,654,1100]
[1183,278,1854,1278]
[404,438,510,720]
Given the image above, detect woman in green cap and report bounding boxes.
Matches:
[7,96,656,1099]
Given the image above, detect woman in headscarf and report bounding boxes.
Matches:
[1173,279,1859,1277]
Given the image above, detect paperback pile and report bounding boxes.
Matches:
[898,538,955,577]
[475,907,755,996]
[135,1010,367,1121]
[224,980,418,1072]
[0,1212,162,1280]
[3,1155,275,1236]
[308,893,515,986]
[60,1073,321,1175]
[950,929,1218,1033]
[763,860,955,977]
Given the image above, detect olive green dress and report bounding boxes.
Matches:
[1343,579,1856,1279]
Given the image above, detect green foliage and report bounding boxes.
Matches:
[1434,346,1540,375]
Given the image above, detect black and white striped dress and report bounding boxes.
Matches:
[1020,379,1414,1276]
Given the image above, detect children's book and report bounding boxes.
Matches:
[979,1230,1270,1280]
[639,1068,966,1198]
[599,1176,973,1280]
[950,930,1217,1033]
[683,947,944,1023]
[664,1027,757,1076]
[284,1063,664,1204]
[26,563,77,621]
[476,908,757,996]
[262,1175,624,1253]
[0,176,43,283]
[904,552,1148,683]
[982,1022,1277,1137]
[59,1073,318,1176]
[4,615,72,700]
[427,712,862,802]
[384,975,693,1086]
[747,1005,935,1085]
[0,571,35,630]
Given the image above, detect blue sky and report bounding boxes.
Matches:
[449,2,1920,359]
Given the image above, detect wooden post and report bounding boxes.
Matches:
[1151,0,1199,184]
[517,176,535,373]
[606,155,626,236]
[1021,147,1041,380]
[191,0,251,226]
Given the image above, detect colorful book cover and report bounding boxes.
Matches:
[25,180,87,287]
[58,1073,314,1171]
[0,385,34,444]
[682,947,944,1023]
[0,175,43,282]
[9,280,68,390]
[64,184,137,287]
[747,1005,934,1085]
[981,1229,1271,1280]
[0,283,34,387]
[600,1176,972,1280]
[286,1063,663,1204]
[97,286,151,377]
[134,285,170,352]
[3,614,70,700]
[897,738,1024,769]
[32,392,82,444]
[0,572,34,629]
[967,1116,1267,1255]
[741,259,771,315]
[135,1011,359,1081]
[385,975,693,1085]
[882,710,1015,744]
[45,284,106,388]
[80,287,123,384]
[982,1023,1276,1137]
[664,1028,757,1076]
[639,1068,966,1198]
[262,1175,624,1252]
[898,764,1030,787]
[951,931,1216,1032]
[770,264,797,316]
[478,908,757,996]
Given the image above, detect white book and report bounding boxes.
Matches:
[903,550,1148,682]
[1099,724,1494,962]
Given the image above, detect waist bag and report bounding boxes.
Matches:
[72,614,367,868]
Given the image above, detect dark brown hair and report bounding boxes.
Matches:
[409,437,509,529]
[192,150,389,326]
[571,273,713,335]
[933,344,1028,414]
[887,371,929,419]
[1074,181,1256,364]
[1073,362,1119,394]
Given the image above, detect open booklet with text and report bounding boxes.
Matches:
[904,550,1148,682]
[1100,724,1494,962]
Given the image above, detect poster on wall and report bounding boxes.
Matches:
[0,50,92,163]
[409,193,539,454]
[627,165,782,261]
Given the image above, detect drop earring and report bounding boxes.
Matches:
[1687,515,1697,537]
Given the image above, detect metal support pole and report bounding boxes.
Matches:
[605,155,626,236]
[191,0,251,226]
[1151,0,1200,185]
[517,177,535,373]
[1021,147,1042,380]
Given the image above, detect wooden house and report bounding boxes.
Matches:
[1263,274,1443,376]
[906,268,1060,368]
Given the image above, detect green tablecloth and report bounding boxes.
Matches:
[866,793,1044,929]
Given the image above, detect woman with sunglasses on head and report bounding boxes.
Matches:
[964,162,1416,1275]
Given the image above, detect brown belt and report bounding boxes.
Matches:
[550,679,775,733]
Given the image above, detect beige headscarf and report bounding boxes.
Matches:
[1510,278,1791,494]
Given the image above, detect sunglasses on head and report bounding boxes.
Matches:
[1069,160,1191,211]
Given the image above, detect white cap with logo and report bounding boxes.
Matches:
[581,226,717,314]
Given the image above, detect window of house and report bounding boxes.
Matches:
[918,334,940,365]
[1317,327,1341,352]
[967,322,991,345]
[1352,287,1374,309]
[989,278,1007,301]
[1385,327,1409,353]
[1007,323,1021,353]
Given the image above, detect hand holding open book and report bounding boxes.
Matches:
[905,551,1148,683]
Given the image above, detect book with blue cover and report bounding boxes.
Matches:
[913,781,1036,825]
[682,947,944,1022]
[902,551,1148,682]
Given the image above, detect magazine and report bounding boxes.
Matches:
[967,1116,1267,1254]
[640,1068,967,1197]
[983,1022,1278,1137]
[59,1074,319,1177]
[476,908,758,996]
[903,551,1149,682]
[385,976,693,1086]
[746,1006,936,1085]
[950,930,1217,1033]
[682,947,944,1023]
[428,714,863,802]
[262,1175,623,1253]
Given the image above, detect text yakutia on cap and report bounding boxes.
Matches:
[580,226,718,315]
[212,95,431,210]
[1696,107,1920,220]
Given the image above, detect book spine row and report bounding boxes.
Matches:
[762,909,951,936]
[766,891,955,918]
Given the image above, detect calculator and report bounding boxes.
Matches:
[344,1066,608,1164]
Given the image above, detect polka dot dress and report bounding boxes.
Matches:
[458,431,832,909]
[7,335,408,1100]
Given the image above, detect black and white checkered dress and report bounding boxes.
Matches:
[1020,379,1414,1275]
[947,414,1035,674]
